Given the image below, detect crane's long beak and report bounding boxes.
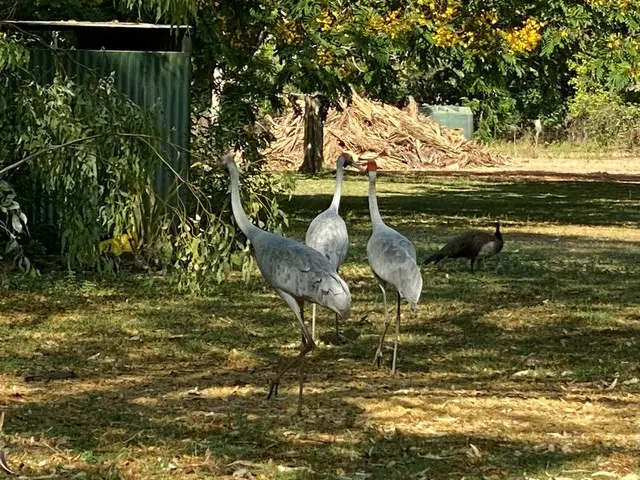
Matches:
[354,161,368,172]
[351,162,366,173]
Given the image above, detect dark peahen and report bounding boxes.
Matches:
[424,221,503,273]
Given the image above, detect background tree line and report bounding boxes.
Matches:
[1,0,639,289]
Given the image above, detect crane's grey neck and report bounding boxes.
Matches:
[329,158,345,211]
[226,161,260,240]
[368,171,384,227]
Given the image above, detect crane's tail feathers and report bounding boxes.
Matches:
[423,252,444,265]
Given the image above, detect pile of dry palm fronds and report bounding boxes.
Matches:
[263,91,507,171]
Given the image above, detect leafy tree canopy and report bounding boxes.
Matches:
[3,0,640,287]
[114,0,640,138]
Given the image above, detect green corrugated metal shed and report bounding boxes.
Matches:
[3,20,192,224]
[29,48,191,195]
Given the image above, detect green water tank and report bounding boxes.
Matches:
[420,105,474,140]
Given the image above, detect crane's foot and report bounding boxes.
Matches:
[267,381,279,400]
[334,331,349,345]
[0,450,17,476]
[373,349,383,368]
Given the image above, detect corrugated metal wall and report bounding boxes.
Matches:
[27,47,191,224]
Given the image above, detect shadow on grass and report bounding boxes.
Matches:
[3,224,640,385]
[2,360,638,479]
[2,367,638,478]
[2,174,640,477]
[1,270,639,477]
[286,175,640,231]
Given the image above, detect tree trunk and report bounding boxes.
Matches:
[299,94,325,173]
[210,68,224,122]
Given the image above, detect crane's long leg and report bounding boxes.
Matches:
[311,303,317,342]
[267,290,315,416]
[373,281,390,367]
[470,257,476,274]
[391,292,401,375]
[311,305,345,344]
[334,267,346,344]
[0,411,15,476]
[297,333,310,416]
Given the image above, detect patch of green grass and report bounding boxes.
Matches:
[1,173,640,479]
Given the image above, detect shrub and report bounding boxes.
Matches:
[1,32,293,293]
[566,58,640,149]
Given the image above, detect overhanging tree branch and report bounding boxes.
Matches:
[0,134,107,177]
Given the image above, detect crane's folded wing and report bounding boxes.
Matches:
[255,236,350,302]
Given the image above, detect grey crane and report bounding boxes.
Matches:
[221,153,351,415]
[305,152,359,342]
[364,159,423,374]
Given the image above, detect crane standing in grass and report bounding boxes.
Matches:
[305,152,359,342]
[221,152,351,415]
[364,159,423,374]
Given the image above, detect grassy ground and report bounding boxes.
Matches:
[489,141,640,176]
[1,172,640,479]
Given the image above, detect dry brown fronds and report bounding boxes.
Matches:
[263,91,507,171]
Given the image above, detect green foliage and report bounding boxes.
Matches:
[2,63,158,270]
[12,0,640,141]
[0,180,32,273]
[0,31,293,293]
[403,0,640,139]
[153,159,294,293]
[0,33,37,275]
[567,89,640,148]
[176,100,295,293]
[132,0,417,119]
[12,0,135,22]
[566,58,640,148]
[123,0,197,24]
[6,0,640,296]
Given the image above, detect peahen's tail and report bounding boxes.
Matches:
[423,251,445,265]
